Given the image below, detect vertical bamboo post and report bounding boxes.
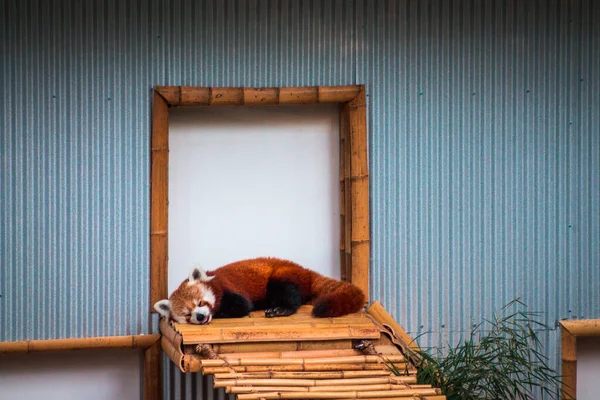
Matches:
[339,104,347,282]
[342,102,353,286]
[561,326,576,399]
[144,340,163,400]
[150,90,169,308]
[348,88,369,301]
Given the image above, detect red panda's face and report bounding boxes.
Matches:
[154,266,216,324]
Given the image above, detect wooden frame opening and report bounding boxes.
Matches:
[560,319,600,399]
[150,85,370,309]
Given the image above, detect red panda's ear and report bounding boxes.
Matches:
[154,299,171,318]
[189,266,214,283]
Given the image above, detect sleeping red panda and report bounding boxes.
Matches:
[153,257,366,324]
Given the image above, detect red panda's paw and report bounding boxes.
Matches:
[265,307,296,318]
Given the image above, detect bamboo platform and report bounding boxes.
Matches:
[159,301,445,400]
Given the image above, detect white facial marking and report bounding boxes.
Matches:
[200,285,216,307]
[191,305,212,324]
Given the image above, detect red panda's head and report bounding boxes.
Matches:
[153,266,216,324]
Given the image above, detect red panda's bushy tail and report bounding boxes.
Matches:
[310,275,366,318]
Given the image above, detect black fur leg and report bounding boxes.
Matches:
[264,280,302,318]
[215,291,253,319]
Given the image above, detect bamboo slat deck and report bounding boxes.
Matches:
[159,303,446,400]
[169,306,380,345]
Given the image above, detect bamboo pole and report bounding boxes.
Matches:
[339,103,348,282]
[143,339,162,400]
[367,301,421,357]
[155,86,180,105]
[243,87,280,105]
[157,85,364,107]
[180,86,210,106]
[279,87,319,104]
[330,398,423,400]
[342,102,354,286]
[150,90,169,308]
[215,348,361,360]
[181,354,203,372]
[0,334,160,354]
[348,88,369,300]
[180,324,380,344]
[229,387,309,394]
[213,371,411,381]
[319,86,362,103]
[227,384,415,394]
[236,388,441,399]
[202,355,404,367]
[161,337,184,371]
[159,318,181,350]
[210,87,244,105]
[560,319,600,336]
[192,316,372,328]
[171,312,372,328]
[215,376,415,388]
[560,325,577,399]
[212,339,354,354]
[202,364,410,375]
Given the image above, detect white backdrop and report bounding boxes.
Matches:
[578,337,600,400]
[168,105,340,294]
[0,350,141,400]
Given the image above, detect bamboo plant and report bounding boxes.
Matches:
[386,299,573,400]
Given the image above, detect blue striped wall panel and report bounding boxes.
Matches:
[2,0,599,398]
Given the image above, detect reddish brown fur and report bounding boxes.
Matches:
[172,257,366,319]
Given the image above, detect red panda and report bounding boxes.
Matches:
[154,257,366,324]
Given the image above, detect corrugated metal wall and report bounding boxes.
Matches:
[2,0,599,398]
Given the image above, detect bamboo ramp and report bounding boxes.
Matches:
[159,302,445,400]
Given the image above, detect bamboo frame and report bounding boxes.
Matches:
[0,334,160,354]
[149,85,370,307]
[559,319,600,399]
[150,84,370,400]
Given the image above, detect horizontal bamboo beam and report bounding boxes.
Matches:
[227,384,418,394]
[202,364,414,375]
[210,339,354,354]
[560,319,600,337]
[211,349,361,360]
[215,376,414,388]
[177,323,380,344]
[185,316,373,328]
[0,334,160,354]
[213,370,412,381]
[236,387,441,399]
[202,355,404,367]
[154,85,362,107]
